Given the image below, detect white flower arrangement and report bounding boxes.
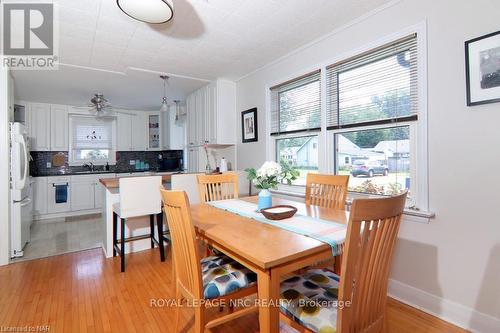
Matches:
[246,160,299,190]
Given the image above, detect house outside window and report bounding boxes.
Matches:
[68,115,117,165]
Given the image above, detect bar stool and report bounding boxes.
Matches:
[113,176,166,272]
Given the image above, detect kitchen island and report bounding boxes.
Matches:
[99,172,175,258]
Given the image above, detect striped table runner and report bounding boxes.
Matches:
[207,199,347,256]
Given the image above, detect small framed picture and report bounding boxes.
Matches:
[241,108,258,143]
[465,30,500,106]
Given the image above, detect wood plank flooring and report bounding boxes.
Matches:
[0,248,470,333]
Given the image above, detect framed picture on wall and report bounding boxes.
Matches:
[465,30,500,106]
[241,108,258,143]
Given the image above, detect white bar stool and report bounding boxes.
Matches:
[112,176,166,272]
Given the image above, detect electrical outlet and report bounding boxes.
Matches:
[158,154,162,159]
[46,162,51,168]
[129,160,135,165]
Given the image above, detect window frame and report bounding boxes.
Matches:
[265,22,429,213]
[68,115,117,166]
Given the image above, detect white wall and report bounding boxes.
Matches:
[236,0,500,331]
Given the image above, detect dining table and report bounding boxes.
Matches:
[189,196,349,333]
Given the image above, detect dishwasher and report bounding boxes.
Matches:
[47,176,71,214]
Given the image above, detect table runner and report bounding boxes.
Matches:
[207,199,347,256]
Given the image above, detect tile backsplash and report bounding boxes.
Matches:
[30,150,184,177]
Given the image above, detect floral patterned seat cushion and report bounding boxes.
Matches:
[280,269,341,333]
[201,255,257,299]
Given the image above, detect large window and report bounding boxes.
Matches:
[270,71,321,185]
[270,33,422,208]
[328,34,418,202]
[69,115,116,165]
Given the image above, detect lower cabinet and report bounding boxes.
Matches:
[70,176,95,211]
[32,177,47,216]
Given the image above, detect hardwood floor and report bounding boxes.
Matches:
[0,248,469,333]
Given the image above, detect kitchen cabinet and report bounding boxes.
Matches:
[116,112,147,151]
[146,112,162,150]
[117,113,132,151]
[186,79,236,147]
[187,147,200,173]
[70,175,95,211]
[94,174,115,209]
[131,113,147,151]
[50,104,69,151]
[162,106,185,150]
[28,103,51,151]
[32,177,47,216]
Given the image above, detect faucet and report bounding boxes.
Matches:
[83,162,95,172]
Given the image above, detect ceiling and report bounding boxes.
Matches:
[12,0,395,109]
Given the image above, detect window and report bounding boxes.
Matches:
[69,115,116,165]
[328,34,418,203]
[268,32,425,210]
[270,71,321,185]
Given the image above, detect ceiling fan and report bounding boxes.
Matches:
[75,93,134,118]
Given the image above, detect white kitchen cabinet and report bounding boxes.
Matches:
[162,107,185,150]
[29,103,51,151]
[70,176,95,211]
[117,112,146,151]
[186,79,236,147]
[187,94,197,147]
[187,147,200,173]
[94,173,115,209]
[50,104,69,151]
[117,113,132,151]
[32,177,47,216]
[131,112,147,151]
[146,112,162,150]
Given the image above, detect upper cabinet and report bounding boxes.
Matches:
[28,103,51,151]
[28,103,69,151]
[146,112,162,151]
[50,104,69,151]
[186,79,236,147]
[116,111,147,151]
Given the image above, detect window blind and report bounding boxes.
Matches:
[327,34,418,130]
[71,116,113,149]
[270,70,321,136]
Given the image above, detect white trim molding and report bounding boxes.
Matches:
[388,279,500,333]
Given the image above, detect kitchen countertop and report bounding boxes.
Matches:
[30,169,182,177]
[99,173,177,189]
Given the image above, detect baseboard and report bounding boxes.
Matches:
[34,209,102,223]
[388,279,500,333]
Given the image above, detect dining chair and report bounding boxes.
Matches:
[197,173,239,203]
[160,189,258,333]
[280,192,407,333]
[305,173,349,210]
[112,176,166,272]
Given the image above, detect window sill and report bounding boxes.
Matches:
[270,188,434,224]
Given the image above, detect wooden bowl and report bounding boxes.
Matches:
[260,205,297,220]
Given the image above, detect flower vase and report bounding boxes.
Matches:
[258,189,272,211]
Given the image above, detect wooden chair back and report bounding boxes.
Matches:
[160,189,203,301]
[337,192,407,333]
[197,173,239,202]
[305,174,349,209]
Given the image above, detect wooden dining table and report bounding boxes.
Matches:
[190,196,349,333]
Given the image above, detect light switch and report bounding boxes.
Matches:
[129,160,135,165]
[46,162,51,168]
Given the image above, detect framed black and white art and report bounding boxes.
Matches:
[465,30,500,106]
[241,108,258,143]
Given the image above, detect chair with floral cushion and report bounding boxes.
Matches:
[280,192,407,333]
[160,189,258,333]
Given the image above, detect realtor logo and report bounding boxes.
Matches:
[1,1,59,69]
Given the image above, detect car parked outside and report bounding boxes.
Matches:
[351,159,389,178]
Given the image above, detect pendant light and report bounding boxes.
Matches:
[159,75,169,112]
[174,100,180,121]
[116,0,174,24]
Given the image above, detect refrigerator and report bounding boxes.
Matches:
[10,122,32,258]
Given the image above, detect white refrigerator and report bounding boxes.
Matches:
[10,122,32,258]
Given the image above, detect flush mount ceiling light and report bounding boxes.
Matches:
[159,75,170,112]
[116,0,173,24]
